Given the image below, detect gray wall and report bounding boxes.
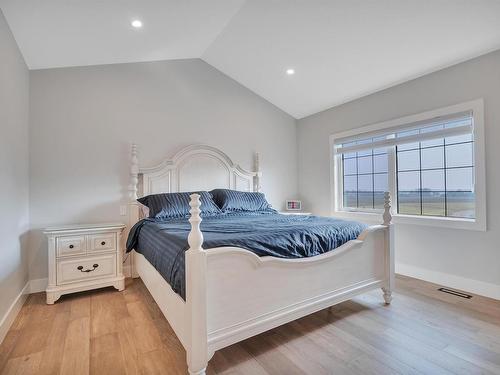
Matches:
[29,58,298,280]
[0,10,30,322]
[297,50,500,294]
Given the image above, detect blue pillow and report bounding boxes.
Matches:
[210,189,274,212]
[138,191,222,219]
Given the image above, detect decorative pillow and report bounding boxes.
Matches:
[210,189,274,212]
[137,191,222,219]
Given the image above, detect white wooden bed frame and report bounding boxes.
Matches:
[127,144,394,375]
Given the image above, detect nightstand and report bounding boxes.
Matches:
[279,211,312,215]
[44,223,126,304]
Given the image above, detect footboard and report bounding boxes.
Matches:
[184,193,394,375]
[206,224,389,351]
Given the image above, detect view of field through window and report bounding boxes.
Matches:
[341,117,475,219]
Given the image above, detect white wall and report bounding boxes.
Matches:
[298,50,500,298]
[0,9,30,337]
[29,58,298,280]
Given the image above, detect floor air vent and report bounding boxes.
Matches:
[438,287,472,299]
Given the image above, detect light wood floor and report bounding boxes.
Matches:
[1,275,500,375]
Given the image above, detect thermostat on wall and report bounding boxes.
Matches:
[286,200,302,211]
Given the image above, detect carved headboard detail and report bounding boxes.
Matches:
[129,144,261,200]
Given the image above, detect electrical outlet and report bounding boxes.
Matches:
[120,205,127,216]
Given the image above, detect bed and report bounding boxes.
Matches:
[126,144,394,375]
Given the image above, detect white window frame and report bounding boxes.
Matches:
[330,99,486,231]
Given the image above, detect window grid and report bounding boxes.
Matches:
[395,139,472,153]
[342,149,388,210]
[396,139,475,218]
[396,148,399,214]
[342,141,475,218]
[371,151,375,210]
[389,165,473,173]
[443,143,448,215]
[419,141,423,215]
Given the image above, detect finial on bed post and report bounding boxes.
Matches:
[186,193,208,375]
[383,191,392,225]
[129,143,139,201]
[254,152,262,192]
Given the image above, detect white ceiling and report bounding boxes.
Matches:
[0,0,246,68]
[2,1,500,119]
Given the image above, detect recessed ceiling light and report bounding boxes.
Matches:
[131,20,143,28]
[286,68,295,75]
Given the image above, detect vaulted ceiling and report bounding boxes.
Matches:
[2,0,500,118]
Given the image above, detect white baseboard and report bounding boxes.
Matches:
[396,263,500,300]
[29,278,48,293]
[0,282,30,345]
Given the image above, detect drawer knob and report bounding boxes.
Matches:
[77,264,99,273]
[69,244,74,249]
[101,241,106,246]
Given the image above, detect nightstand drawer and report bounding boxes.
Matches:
[56,235,86,257]
[87,233,116,253]
[57,254,116,285]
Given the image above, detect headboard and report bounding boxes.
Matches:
[129,144,261,200]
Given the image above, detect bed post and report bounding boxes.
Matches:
[254,152,262,192]
[186,194,208,375]
[128,143,140,278]
[382,191,394,304]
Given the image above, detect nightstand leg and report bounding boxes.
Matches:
[46,291,61,305]
[114,278,125,292]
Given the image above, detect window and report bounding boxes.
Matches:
[331,100,486,230]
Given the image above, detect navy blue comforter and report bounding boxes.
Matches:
[126,212,367,299]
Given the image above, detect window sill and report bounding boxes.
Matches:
[332,210,486,231]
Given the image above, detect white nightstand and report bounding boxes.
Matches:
[279,211,312,215]
[44,223,126,304]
